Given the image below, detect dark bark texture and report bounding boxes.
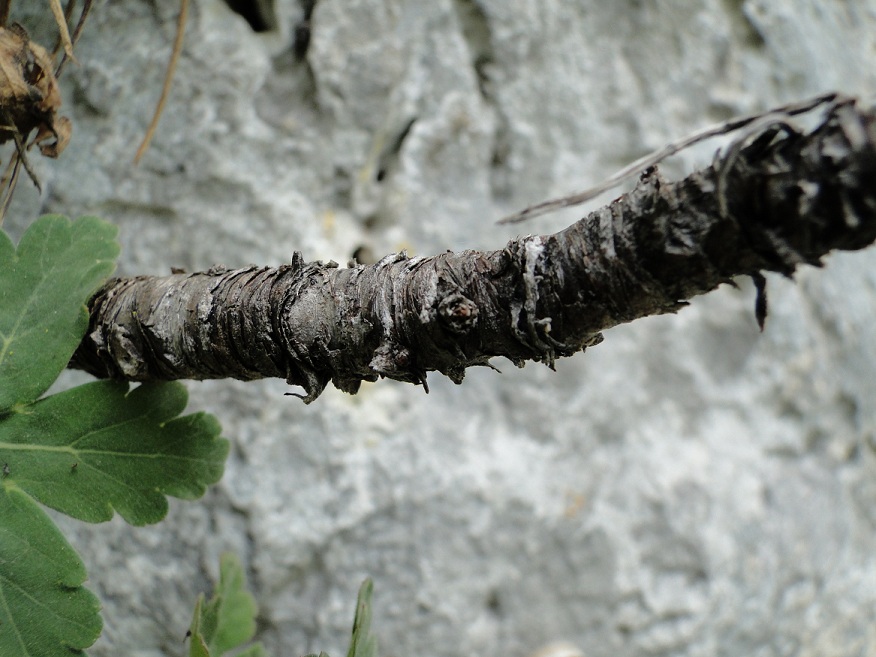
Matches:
[71,98,876,402]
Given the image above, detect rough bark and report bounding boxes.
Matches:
[70,97,876,402]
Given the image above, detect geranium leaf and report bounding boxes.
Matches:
[0,380,228,525]
[0,485,102,656]
[0,215,118,412]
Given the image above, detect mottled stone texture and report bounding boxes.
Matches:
[7,1,876,656]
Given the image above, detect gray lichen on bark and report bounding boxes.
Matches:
[70,97,876,402]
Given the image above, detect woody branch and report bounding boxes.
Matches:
[70,98,876,402]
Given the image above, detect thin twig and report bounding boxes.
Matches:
[0,155,21,226]
[51,0,76,58]
[68,0,90,45]
[498,92,841,224]
[0,108,41,192]
[0,0,11,27]
[10,131,41,192]
[134,0,189,164]
[48,0,77,62]
[55,0,93,76]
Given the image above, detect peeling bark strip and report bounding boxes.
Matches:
[71,98,876,402]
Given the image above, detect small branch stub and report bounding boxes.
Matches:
[439,293,478,334]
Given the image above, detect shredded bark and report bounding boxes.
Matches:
[70,97,876,402]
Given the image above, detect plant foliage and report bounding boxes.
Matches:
[345,579,378,657]
[0,215,116,410]
[302,579,378,657]
[187,553,265,657]
[191,552,378,657]
[0,215,229,656]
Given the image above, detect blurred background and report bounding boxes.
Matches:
[6,1,876,655]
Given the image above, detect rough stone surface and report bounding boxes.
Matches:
[6,1,876,656]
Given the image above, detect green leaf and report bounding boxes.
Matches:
[0,380,228,525]
[188,553,264,657]
[346,579,377,657]
[0,485,102,656]
[187,596,211,657]
[0,215,118,412]
[0,216,229,656]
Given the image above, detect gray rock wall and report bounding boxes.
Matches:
[8,1,876,656]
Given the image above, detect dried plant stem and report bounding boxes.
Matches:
[0,109,41,192]
[499,93,840,224]
[72,98,876,402]
[0,154,20,225]
[134,0,188,164]
[51,0,76,57]
[48,0,76,62]
[55,0,93,76]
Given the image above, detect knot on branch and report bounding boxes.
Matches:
[438,292,478,334]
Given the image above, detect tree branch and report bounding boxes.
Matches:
[70,96,876,402]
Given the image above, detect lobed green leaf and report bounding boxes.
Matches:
[0,215,118,412]
[0,380,229,525]
[0,215,230,655]
[0,485,102,657]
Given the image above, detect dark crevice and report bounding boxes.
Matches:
[224,0,277,32]
[375,117,417,183]
[451,0,495,100]
[488,116,514,201]
[450,0,514,202]
[253,0,322,131]
[485,589,502,616]
[294,0,319,60]
[292,19,311,60]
